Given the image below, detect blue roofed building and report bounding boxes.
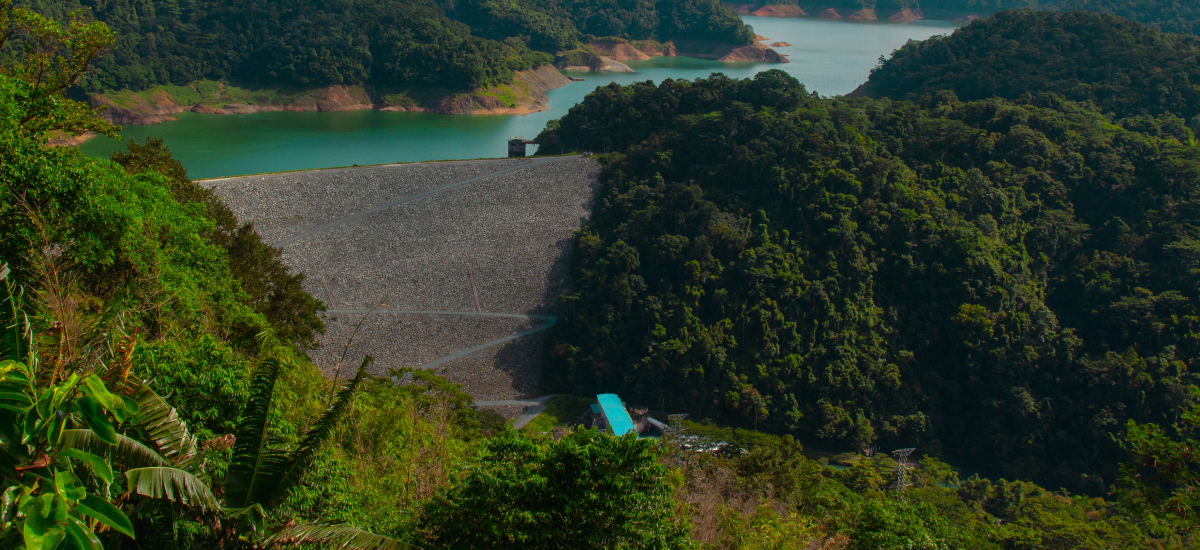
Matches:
[595,393,638,436]
[577,394,667,438]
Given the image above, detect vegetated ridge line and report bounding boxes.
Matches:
[324,308,558,371]
[273,156,574,247]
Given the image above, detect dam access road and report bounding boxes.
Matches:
[202,156,600,418]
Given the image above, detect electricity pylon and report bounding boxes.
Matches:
[890,447,916,493]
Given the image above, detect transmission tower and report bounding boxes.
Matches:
[666,413,688,441]
[662,413,690,462]
[890,447,916,493]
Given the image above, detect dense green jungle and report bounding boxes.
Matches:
[3,1,1200,550]
[14,0,749,94]
[535,3,1200,528]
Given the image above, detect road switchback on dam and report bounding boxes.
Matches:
[202,156,600,407]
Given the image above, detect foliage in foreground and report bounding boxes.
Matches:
[419,429,691,548]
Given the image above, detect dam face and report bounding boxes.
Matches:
[203,157,600,401]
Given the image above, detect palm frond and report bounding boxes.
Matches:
[269,357,371,509]
[224,357,282,509]
[60,429,169,469]
[125,466,220,511]
[265,523,419,550]
[128,382,199,468]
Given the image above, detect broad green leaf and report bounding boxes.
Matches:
[0,405,25,448]
[77,493,134,538]
[27,525,67,550]
[0,403,26,416]
[75,396,116,445]
[64,516,102,550]
[20,493,68,550]
[62,449,113,484]
[46,410,67,451]
[0,361,29,383]
[0,485,17,523]
[81,376,122,415]
[35,388,54,419]
[117,394,139,418]
[0,390,30,403]
[54,469,86,501]
[23,402,42,443]
[53,375,80,409]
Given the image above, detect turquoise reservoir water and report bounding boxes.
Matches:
[79,16,957,178]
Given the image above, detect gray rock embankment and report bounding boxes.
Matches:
[204,157,602,400]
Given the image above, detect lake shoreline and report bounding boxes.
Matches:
[729,3,984,23]
[75,65,578,146]
[77,36,797,147]
[77,16,958,177]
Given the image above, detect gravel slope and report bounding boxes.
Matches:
[204,157,600,400]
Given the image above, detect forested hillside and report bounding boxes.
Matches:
[450,0,753,52]
[857,10,1200,125]
[535,65,1200,493]
[19,0,750,93]
[1058,0,1200,36]
[729,0,1200,39]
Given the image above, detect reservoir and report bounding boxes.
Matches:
[79,16,958,178]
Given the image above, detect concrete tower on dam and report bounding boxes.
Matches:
[508,137,533,157]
